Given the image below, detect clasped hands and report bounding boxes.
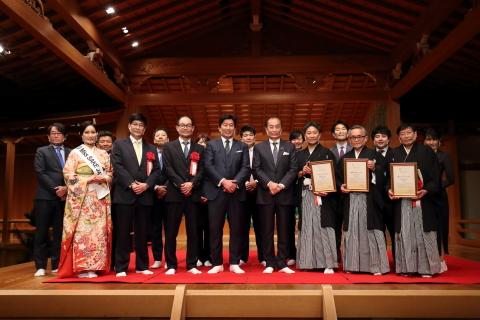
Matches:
[246,180,257,193]
[180,182,193,196]
[222,179,237,193]
[388,189,427,200]
[268,182,284,195]
[54,186,67,201]
[155,185,167,199]
[130,181,148,195]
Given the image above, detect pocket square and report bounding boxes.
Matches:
[236,150,243,153]
[283,152,289,155]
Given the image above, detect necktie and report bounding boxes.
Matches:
[134,141,141,165]
[56,147,64,168]
[158,150,163,170]
[183,141,189,159]
[382,149,386,157]
[225,140,230,154]
[272,142,278,166]
[249,148,254,182]
[340,146,345,157]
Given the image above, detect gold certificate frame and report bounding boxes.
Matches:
[390,163,418,198]
[344,158,369,192]
[309,160,336,193]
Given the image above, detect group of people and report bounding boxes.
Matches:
[33,113,454,279]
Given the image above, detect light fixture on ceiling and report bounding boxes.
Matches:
[122,27,129,33]
[0,44,11,56]
[106,7,115,14]
[132,42,139,47]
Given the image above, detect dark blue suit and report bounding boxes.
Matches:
[252,139,298,269]
[34,144,71,271]
[151,148,168,262]
[203,138,249,265]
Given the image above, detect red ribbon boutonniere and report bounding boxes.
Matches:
[413,179,424,208]
[189,152,200,176]
[146,152,155,176]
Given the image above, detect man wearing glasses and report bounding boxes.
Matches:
[336,125,390,275]
[111,113,159,277]
[33,123,71,276]
[162,115,205,275]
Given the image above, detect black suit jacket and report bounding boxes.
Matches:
[252,139,298,205]
[34,144,72,200]
[111,137,159,206]
[203,138,250,201]
[163,139,204,203]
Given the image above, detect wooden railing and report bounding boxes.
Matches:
[457,219,480,247]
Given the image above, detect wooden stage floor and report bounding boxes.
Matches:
[1,244,480,319]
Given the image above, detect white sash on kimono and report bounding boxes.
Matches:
[74,145,110,199]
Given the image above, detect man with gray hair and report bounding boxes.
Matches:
[336,125,390,275]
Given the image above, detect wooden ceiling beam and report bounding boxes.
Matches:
[103,0,194,35]
[46,0,128,73]
[127,91,390,105]
[0,0,125,103]
[389,0,463,65]
[266,0,399,45]
[263,5,392,53]
[123,8,249,57]
[391,4,480,99]
[85,0,129,17]
[360,0,420,19]
[127,55,390,77]
[95,0,161,27]
[112,0,245,46]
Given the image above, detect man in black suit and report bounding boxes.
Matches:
[372,125,395,258]
[150,126,169,269]
[329,120,352,262]
[163,115,204,275]
[252,117,298,274]
[239,125,265,266]
[33,123,71,277]
[111,113,159,277]
[203,115,250,274]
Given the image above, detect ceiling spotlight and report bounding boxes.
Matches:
[132,42,139,47]
[106,7,115,14]
[122,27,129,33]
[0,45,11,56]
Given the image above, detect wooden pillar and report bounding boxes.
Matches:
[386,100,401,148]
[2,138,16,244]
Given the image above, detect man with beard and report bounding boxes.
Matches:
[386,123,441,277]
[239,125,265,266]
[150,126,169,269]
[253,117,298,274]
[203,114,249,274]
[163,115,204,275]
[337,125,390,275]
[371,125,395,258]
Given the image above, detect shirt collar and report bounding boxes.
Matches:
[52,144,64,150]
[377,146,389,153]
[269,138,280,145]
[130,135,142,144]
[221,136,233,145]
[179,138,191,144]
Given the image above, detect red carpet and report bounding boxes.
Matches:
[45,250,480,284]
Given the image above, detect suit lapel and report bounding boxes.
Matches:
[175,139,188,164]
[275,140,284,167]
[218,138,227,163]
[263,140,276,168]
[124,138,139,167]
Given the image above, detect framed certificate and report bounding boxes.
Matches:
[309,160,336,193]
[344,159,369,192]
[390,163,418,198]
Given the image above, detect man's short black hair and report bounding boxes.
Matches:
[153,126,169,138]
[240,125,256,136]
[371,125,392,140]
[129,113,147,126]
[177,115,194,126]
[289,130,304,141]
[48,123,67,136]
[218,114,237,127]
[265,117,282,128]
[303,121,321,134]
[331,120,349,133]
[97,131,115,142]
[396,122,416,135]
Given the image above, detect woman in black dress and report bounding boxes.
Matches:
[424,127,455,273]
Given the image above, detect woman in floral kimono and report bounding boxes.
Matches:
[58,121,113,278]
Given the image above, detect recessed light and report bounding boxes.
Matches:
[122,27,129,33]
[132,42,138,47]
[106,7,115,14]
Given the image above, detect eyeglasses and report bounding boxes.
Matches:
[49,132,64,136]
[349,136,366,141]
[178,124,193,129]
[399,131,415,137]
